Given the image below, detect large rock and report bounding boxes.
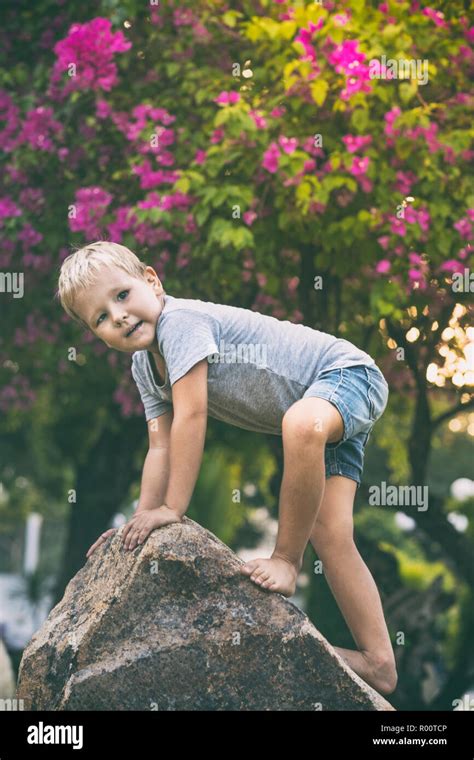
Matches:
[16,518,394,711]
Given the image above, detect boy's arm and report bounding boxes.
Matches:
[134,411,173,514]
[163,359,209,518]
[120,361,208,552]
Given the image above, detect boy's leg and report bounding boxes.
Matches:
[310,475,397,695]
[240,397,344,597]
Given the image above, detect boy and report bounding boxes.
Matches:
[57,241,397,695]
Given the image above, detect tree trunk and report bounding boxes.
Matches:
[52,419,144,605]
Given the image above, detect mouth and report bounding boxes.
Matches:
[126,320,143,337]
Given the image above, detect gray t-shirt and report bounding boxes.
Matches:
[131,294,375,436]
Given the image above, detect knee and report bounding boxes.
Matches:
[282,405,328,447]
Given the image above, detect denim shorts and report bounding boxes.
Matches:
[302,364,389,488]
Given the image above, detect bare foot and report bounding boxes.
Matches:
[240,555,299,597]
[333,646,398,695]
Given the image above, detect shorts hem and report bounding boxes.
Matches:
[303,387,353,442]
[325,465,362,489]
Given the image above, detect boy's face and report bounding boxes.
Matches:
[73,265,165,353]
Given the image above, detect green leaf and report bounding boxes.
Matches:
[215,109,231,127]
[382,24,403,41]
[437,230,452,256]
[399,81,418,103]
[310,80,329,107]
[222,11,243,27]
[194,206,210,226]
[165,62,180,78]
[351,109,369,132]
[149,208,165,223]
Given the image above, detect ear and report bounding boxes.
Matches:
[144,265,159,284]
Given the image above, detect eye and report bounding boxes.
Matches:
[96,290,129,326]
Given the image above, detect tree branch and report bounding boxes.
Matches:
[432,396,474,429]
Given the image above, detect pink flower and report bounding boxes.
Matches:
[68,186,113,238]
[51,18,132,93]
[340,71,372,100]
[454,217,473,240]
[149,8,163,27]
[193,149,207,164]
[302,136,324,157]
[384,107,402,137]
[18,223,43,248]
[131,104,175,125]
[106,206,138,241]
[214,91,240,105]
[342,134,373,153]
[278,136,298,154]
[96,99,112,119]
[17,106,63,152]
[328,39,372,100]
[262,142,281,173]
[439,260,465,273]
[415,208,431,233]
[295,20,324,61]
[422,8,449,29]
[376,260,391,274]
[173,8,195,26]
[249,110,267,129]
[329,40,365,73]
[409,252,422,266]
[0,90,21,152]
[308,201,326,215]
[357,175,373,193]
[389,216,407,237]
[132,160,179,190]
[0,197,22,227]
[185,213,197,234]
[5,163,28,184]
[334,13,351,27]
[243,211,257,226]
[286,276,300,293]
[394,170,417,195]
[377,236,390,250]
[270,106,286,118]
[210,128,224,144]
[458,245,472,260]
[349,156,370,176]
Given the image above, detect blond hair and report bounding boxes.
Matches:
[56,241,163,330]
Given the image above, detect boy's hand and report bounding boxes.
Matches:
[86,528,117,559]
[122,505,182,551]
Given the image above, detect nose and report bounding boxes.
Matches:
[111,305,128,326]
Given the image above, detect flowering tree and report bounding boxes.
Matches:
[0,0,473,705]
